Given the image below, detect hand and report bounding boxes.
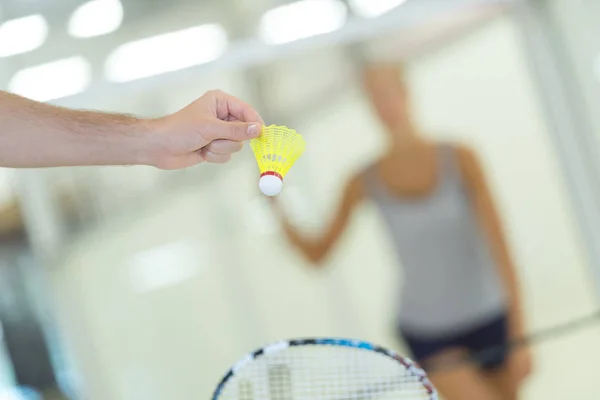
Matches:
[149,90,264,170]
[508,346,533,386]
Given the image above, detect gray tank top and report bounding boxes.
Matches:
[364,145,506,337]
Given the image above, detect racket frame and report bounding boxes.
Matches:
[212,337,438,400]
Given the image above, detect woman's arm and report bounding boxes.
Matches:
[271,175,365,265]
[457,145,526,340]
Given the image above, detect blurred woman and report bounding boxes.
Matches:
[271,64,532,400]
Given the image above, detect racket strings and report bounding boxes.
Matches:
[218,345,433,400]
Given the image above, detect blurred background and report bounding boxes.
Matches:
[1,0,600,398]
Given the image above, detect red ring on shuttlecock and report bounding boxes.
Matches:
[259,171,284,196]
[260,171,283,181]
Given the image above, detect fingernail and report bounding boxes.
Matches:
[247,124,260,138]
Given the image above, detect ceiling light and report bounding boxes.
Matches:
[68,0,124,38]
[259,0,348,45]
[0,15,48,57]
[9,57,92,102]
[105,24,227,82]
[349,0,408,18]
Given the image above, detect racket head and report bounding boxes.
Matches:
[212,338,438,400]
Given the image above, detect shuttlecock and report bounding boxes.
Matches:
[250,125,306,196]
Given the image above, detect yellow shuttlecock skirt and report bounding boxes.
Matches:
[250,125,306,181]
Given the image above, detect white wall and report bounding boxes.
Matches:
[545,0,600,150]
[50,16,598,400]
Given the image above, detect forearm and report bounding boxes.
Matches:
[488,231,526,338]
[0,91,157,168]
[460,147,527,339]
[272,182,360,265]
[281,220,328,264]
[500,259,526,338]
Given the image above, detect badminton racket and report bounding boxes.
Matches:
[211,338,438,400]
[429,309,600,371]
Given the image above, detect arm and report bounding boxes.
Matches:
[272,175,365,265]
[457,145,526,340]
[0,90,263,169]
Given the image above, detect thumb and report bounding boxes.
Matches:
[206,120,262,141]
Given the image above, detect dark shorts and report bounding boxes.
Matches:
[399,313,509,372]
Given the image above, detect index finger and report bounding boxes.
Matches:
[212,90,265,125]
